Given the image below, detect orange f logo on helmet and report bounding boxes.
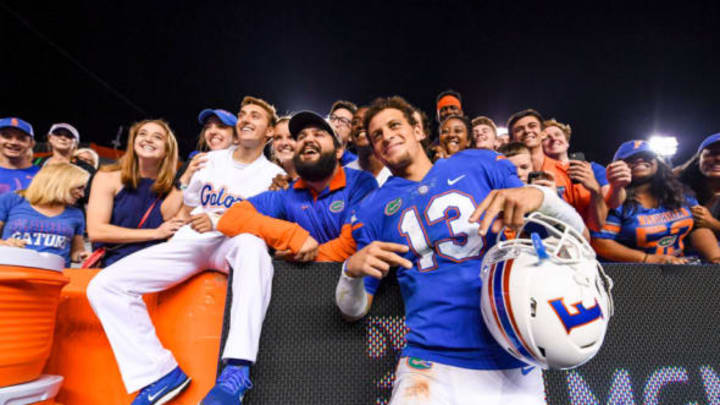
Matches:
[633,140,644,149]
[10,118,18,127]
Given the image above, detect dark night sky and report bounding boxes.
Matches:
[2,1,719,164]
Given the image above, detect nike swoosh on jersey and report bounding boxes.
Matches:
[447,175,466,186]
[521,366,535,375]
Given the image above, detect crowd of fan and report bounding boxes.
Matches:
[1,89,720,267]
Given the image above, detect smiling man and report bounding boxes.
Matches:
[334,96,585,404]
[87,96,285,405]
[508,108,608,231]
[175,110,379,403]
[345,106,392,186]
[0,117,40,194]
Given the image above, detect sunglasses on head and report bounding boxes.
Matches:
[51,130,75,139]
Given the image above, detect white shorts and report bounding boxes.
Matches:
[389,356,545,405]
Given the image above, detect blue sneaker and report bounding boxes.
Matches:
[131,366,191,405]
[200,365,253,404]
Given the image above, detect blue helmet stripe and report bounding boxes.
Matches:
[492,259,534,362]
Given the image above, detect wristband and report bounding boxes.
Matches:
[527,184,586,234]
[341,260,358,279]
[336,260,368,319]
[175,180,189,191]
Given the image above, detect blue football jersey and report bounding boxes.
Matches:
[352,149,526,370]
[591,195,697,258]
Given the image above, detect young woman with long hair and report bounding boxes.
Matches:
[0,163,89,266]
[592,140,720,264]
[86,119,185,267]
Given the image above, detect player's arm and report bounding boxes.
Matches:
[336,206,411,320]
[472,185,587,237]
[338,242,411,320]
[689,227,720,263]
[335,264,375,321]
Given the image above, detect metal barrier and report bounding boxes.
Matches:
[223,262,720,404]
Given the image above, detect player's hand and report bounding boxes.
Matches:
[646,254,688,264]
[568,160,601,194]
[178,153,208,187]
[0,238,27,248]
[72,250,91,263]
[155,218,186,239]
[269,174,292,191]
[472,187,544,235]
[189,213,214,233]
[605,161,632,190]
[346,241,412,279]
[691,205,720,231]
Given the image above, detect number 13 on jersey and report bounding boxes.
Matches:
[398,191,485,272]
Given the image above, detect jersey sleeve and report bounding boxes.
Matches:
[217,200,309,253]
[590,206,623,240]
[591,162,609,187]
[0,192,22,223]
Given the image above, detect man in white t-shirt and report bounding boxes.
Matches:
[87,96,285,405]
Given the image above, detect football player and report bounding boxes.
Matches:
[339,96,587,404]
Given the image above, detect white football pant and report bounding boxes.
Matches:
[389,357,546,405]
[87,230,273,393]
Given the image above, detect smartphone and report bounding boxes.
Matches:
[528,171,552,184]
[568,152,586,183]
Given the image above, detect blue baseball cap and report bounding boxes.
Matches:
[697,133,720,154]
[613,140,655,161]
[198,108,238,127]
[0,117,34,138]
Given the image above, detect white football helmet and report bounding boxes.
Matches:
[480,212,614,370]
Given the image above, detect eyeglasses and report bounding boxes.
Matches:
[329,115,352,127]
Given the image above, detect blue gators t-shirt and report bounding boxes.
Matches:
[247,167,377,243]
[591,195,697,258]
[0,166,41,195]
[352,149,527,370]
[0,192,85,266]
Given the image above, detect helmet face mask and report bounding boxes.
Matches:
[480,212,614,370]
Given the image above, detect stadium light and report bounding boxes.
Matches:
[647,135,678,157]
